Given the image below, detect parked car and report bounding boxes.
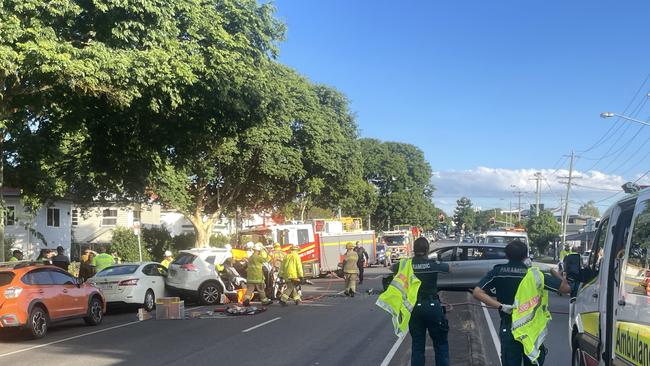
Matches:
[165,248,233,305]
[429,243,509,290]
[0,262,105,339]
[88,262,168,312]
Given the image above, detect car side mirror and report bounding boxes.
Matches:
[429,252,439,261]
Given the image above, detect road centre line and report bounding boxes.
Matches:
[241,317,281,333]
[380,334,405,366]
[0,321,141,359]
[482,305,502,365]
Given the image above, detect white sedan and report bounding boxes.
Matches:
[88,262,168,311]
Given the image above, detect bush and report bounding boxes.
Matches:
[143,227,173,261]
[172,233,196,252]
[209,234,232,248]
[110,227,151,262]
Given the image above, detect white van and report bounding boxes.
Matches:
[570,185,650,366]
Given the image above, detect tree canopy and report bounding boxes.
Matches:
[453,197,476,232]
[578,200,600,218]
[526,211,561,253]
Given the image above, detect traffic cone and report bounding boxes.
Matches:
[237,289,246,304]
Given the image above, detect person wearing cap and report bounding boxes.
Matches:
[377,237,452,366]
[161,250,174,268]
[279,244,303,306]
[244,243,272,306]
[343,242,359,297]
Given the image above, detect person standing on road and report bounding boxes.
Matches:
[562,244,582,300]
[270,243,285,271]
[244,243,273,306]
[79,247,94,281]
[161,250,174,268]
[279,244,303,306]
[473,240,570,366]
[92,246,115,274]
[353,241,369,284]
[377,237,451,366]
[52,246,70,271]
[343,243,359,297]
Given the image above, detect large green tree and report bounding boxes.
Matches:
[453,197,476,232]
[526,211,561,253]
[358,139,437,230]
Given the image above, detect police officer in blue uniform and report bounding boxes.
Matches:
[393,237,451,366]
[473,240,570,366]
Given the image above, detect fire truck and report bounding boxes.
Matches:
[238,218,376,278]
[380,225,421,260]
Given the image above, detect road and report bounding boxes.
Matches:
[0,266,572,366]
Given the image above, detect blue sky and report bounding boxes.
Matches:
[273,0,650,213]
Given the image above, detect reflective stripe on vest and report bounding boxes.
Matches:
[376,258,421,337]
[511,267,551,365]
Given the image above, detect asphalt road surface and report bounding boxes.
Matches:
[0,266,572,366]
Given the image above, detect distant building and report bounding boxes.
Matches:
[72,203,161,245]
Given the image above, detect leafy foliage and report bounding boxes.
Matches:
[526,211,561,253]
[142,226,173,261]
[110,227,151,262]
[578,200,600,218]
[453,197,476,232]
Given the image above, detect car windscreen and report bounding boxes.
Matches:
[376,244,386,251]
[95,265,139,277]
[172,253,197,265]
[486,236,527,244]
[384,236,405,246]
[0,272,14,286]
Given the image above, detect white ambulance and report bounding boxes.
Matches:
[571,184,650,366]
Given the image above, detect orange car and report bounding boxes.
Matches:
[0,262,106,338]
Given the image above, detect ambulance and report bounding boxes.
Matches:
[571,183,650,366]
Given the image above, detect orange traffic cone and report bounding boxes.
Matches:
[237,289,246,304]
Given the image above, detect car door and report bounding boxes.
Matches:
[151,265,168,298]
[49,269,85,316]
[140,264,157,295]
[455,246,506,288]
[612,194,650,366]
[434,246,458,288]
[22,269,64,319]
[574,215,610,363]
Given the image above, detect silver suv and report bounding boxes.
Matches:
[430,243,509,290]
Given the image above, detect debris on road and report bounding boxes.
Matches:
[156,297,185,320]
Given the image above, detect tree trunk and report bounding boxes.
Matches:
[195,225,209,248]
[190,214,216,248]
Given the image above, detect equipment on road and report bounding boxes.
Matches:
[570,184,650,366]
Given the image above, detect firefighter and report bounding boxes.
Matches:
[473,240,570,366]
[244,243,272,306]
[343,242,359,297]
[279,244,303,306]
[270,243,286,271]
[376,237,451,366]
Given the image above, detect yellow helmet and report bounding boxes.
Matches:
[274,243,281,249]
[291,244,300,251]
[346,242,354,250]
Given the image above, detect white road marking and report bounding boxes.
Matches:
[482,305,502,364]
[299,303,332,307]
[380,334,406,366]
[0,321,141,359]
[241,317,281,333]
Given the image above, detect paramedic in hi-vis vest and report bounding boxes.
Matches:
[474,240,570,366]
[377,237,451,366]
[473,240,570,366]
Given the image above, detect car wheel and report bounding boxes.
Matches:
[27,306,48,339]
[144,290,155,312]
[199,282,222,305]
[84,296,103,326]
[572,340,585,366]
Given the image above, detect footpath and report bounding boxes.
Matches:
[389,291,500,366]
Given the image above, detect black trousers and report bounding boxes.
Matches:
[357,263,364,283]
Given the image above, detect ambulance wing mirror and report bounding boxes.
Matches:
[595,220,600,229]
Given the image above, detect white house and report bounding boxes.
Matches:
[72,203,161,245]
[160,210,234,237]
[4,188,73,259]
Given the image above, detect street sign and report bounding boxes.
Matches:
[133,221,141,236]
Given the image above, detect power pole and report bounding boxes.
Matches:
[512,190,526,222]
[530,172,543,216]
[560,151,576,245]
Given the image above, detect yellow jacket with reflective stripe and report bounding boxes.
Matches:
[280,252,303,280]
[376,258,421,337]
[512,267,551,365]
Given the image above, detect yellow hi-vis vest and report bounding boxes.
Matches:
[375,258,421,337]
[512,267,551,365]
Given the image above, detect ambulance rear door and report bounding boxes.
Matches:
[612,192,650,366]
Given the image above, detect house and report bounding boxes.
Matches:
[3,188,73,259]
[72,204,161,245]
[160,210,234,237]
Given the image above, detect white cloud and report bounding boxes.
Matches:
[432,167,629,214]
